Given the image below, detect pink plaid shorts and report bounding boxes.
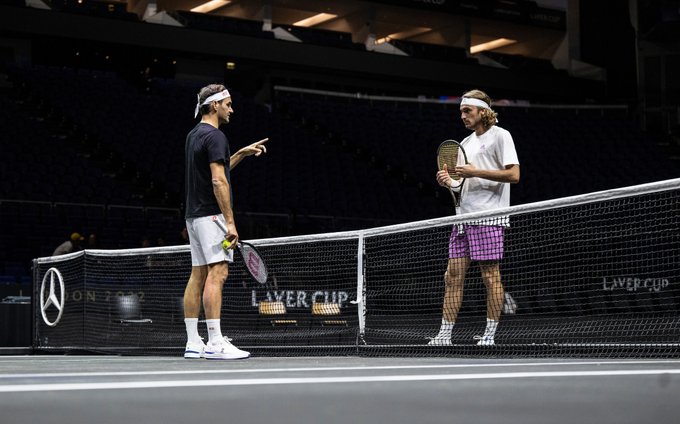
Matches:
[448,225,505,261]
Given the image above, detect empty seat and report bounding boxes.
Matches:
[311,302,347,326]
[258,301,297,327]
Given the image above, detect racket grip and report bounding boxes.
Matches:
[213,217,237,249]
[212,216,228,233]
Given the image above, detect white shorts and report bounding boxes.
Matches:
[186,214,234,266]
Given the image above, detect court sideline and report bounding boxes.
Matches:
[1,356,679,424]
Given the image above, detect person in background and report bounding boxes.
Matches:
[179,227,190,244]
[52,232,85,256]
[86,233,98,249]
[140,235,152,248]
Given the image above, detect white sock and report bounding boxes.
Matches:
[484,319,498,337]
[184,318,202,344]
[206,319,223,344]
[437,319,455,338]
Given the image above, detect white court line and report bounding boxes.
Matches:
[3,360,680,379]
[0,356,180,361]
[1,369,679,392]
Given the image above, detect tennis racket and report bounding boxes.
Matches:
[437,139,468,208]
[212,216,268,285]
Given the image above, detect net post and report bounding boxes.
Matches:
[32,258,38,349]
[356,232,366,345]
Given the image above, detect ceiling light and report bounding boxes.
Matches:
[374,27,432,45]
[191,0,231,14]
[388,27,432,40]
[292,13,338,27]
[470,38,517,54]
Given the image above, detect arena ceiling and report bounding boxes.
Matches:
[137,0,567,60]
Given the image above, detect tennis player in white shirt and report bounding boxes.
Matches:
[430,89,520,346]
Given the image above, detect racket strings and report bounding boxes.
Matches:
[437,141,465,209]
[438,147,460,180]
[240,244,268,284]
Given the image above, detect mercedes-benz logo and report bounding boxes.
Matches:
[40,267,65,327]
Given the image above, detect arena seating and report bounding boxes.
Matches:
[276,90,677,205]
[1,63,677,287]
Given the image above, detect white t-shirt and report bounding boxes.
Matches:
[454,125,519,220]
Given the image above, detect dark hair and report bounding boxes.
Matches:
[197,84,227,116]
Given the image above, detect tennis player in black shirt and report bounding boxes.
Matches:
[183,84,268,360]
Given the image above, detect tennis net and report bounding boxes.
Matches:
[34,178,680,357]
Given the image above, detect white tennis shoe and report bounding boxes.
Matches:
[184,339,207,359]
[427,332,453,346]
[205,337,250,360]
[474,335,495,346]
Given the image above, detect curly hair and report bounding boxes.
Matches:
[197,84,227,116]
[462,89,498,128]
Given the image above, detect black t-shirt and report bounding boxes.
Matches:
[184,122,232,219]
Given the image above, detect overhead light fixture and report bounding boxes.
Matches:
[470,38,517,54]
[374,36,391,45]
[191,0,231,14]
[374,27,432,45]
[292,13,338,27]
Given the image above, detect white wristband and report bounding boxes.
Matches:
[449,179,462,192]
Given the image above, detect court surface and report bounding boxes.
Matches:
[1,355,679,424]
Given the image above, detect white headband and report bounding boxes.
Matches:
[460,97,490,109]
[194,89,231,118]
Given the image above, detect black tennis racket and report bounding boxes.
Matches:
[437,139,468,208]
[212,217,268,285]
